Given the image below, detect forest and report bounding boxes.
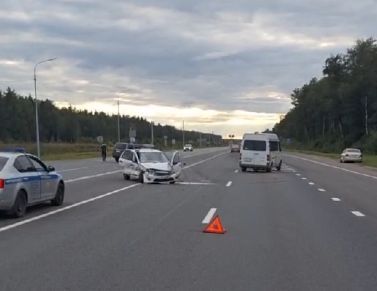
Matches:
[274,38,377,153]
[0,88,222,147]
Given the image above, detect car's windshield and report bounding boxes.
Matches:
[139,152,168,163]
[0,157,8,171]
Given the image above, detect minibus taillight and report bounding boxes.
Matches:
[0,179,4,189]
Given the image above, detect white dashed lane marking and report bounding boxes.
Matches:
[226,181,232,187]
[318,188,326,192]
[351,211,365,217]
[331,198,341,202]
[296,173,301,176]
[308,182,315,185]
[301,177,307,180]
[202,208,217,224]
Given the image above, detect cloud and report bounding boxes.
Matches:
[0,0,375,136]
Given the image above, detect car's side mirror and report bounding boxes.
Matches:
[47,165,55,172]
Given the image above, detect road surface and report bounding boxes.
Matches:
[1,148,377,291]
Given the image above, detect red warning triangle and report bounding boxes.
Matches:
[203,215,226,234]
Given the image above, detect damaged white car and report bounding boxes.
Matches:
[119,148,182,184]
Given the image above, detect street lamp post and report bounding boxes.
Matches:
[117,99,120,142]
[34,58,57,158]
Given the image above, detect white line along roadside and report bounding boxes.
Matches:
[183,152,227,170]
[202,208,217,224]
[0,184,140,234]
[58,167,88,173]
[287,154,377,181]
[65,170,122,183]
[0,151,226,234]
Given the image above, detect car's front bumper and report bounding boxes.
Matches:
[144,171,179,183]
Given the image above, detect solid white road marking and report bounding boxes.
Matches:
[331,198,341,202]
[65,170,122,183]
[226,181,232,187]
[287,155,377,181]
[64,151,225,184]
[176,182,214,185]
[351,211,365,217]
[202,208,217,224]
[0,150,227,234]
[183,152,227,170]
[308,182,315,185]
[318,188,326,192]
[59,167,88,173]
[0,184,140,234]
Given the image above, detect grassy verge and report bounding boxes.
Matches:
[287,148,377,168]
[0,143,102,161]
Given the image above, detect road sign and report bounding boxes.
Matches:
[96,136,103,143]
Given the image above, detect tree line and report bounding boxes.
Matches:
[274,38,377,153]
[0,88,222,147]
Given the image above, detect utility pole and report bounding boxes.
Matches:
[365,96,368,136]
[117,99,120,142]
[151,121,154,145]
[199,132,202,148]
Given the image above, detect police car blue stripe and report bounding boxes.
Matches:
[5,174,59,185]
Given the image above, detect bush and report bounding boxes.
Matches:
[361,132,377,154]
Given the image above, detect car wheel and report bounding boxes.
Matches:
[115,158,119,163]
[51,182,65,206]
[241,167,246,172]
[169,181,176,184]
[276,160,282,171]
[266,166,272,173]
[138,173,144,183]
[10,190,27,218]
[123,173,130,180]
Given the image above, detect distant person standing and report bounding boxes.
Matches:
[100,144,107,161]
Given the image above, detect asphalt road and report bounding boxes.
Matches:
[1,148,377,290]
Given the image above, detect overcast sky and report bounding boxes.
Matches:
[0,0,376,137]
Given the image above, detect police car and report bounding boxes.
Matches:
[119,148,182,184]
[0,151,64,218]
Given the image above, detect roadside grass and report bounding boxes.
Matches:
[287,148,377,168]
[0,143,102,160]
